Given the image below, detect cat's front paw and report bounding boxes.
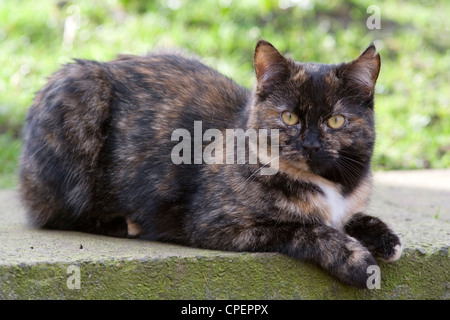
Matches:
[344,213,402,262]
[337,238,378,289]
[376,234,402,262]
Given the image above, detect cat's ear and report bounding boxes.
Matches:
[254,40,289,87]
[342,43,380,94]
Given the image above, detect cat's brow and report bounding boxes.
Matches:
[274,104,290,112]
[333,99,346,113]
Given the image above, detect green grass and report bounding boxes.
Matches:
[1,0,449,188]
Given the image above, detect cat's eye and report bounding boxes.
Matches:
[327,115,346,129]
[281,111,299,125]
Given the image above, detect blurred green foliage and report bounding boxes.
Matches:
[0,0,449,188]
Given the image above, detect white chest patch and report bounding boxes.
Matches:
[317,182,348,228]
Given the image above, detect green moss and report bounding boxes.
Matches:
[0,250,448,300]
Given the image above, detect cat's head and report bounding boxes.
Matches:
[249,40,380,194]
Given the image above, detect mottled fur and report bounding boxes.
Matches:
[20,40,401,288]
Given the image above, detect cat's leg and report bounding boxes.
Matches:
[277,224,377,288]
[344,213,402,262]
[191,221,377,288]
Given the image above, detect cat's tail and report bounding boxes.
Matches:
[19,59,116,233]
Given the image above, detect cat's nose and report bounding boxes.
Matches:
[302,133,321,155]
[302,142,321,155]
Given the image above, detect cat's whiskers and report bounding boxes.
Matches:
[235,155,282,192]
[338,154,366,166]
[333,157,360,189]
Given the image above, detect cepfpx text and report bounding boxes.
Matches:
[226,304,268,315]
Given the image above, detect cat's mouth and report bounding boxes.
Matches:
[279,148,336,176]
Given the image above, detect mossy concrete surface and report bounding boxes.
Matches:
[0,170,449,299]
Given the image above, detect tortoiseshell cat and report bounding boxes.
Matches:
[19,40,402,288]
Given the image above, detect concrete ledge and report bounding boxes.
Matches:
[1,170,449,299]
